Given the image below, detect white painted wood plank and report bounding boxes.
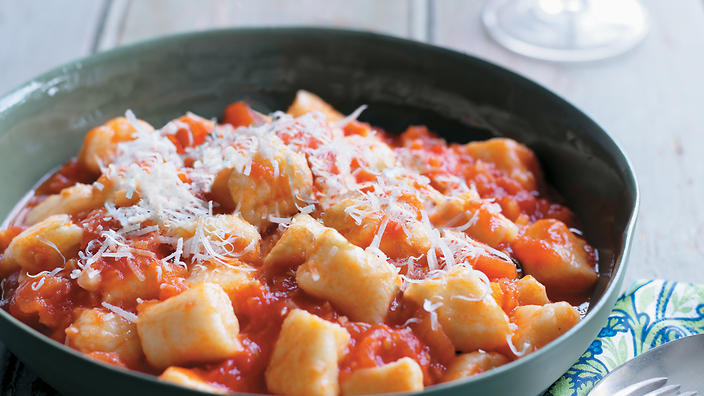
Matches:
[7,0,701,291]
[105,0,413,48]
[0,1,106,392]
[408,0,429,41]
[0,0,107,94]
[95,0,130,51]
[433,0,704,288]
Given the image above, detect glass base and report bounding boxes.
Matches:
[481,0,648,62]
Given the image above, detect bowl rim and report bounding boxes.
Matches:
[0,26,640,395]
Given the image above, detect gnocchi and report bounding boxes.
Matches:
[224,135,314,230]
[25,183,106,226]
[169,213,262,264]
[512,219,598,296]
[265,309,350,396]
[159,367,227,393]
[137,283,241,369]
[510,302,580,355]
[341,357,424,395]
[3,214,82,274]
[297,228,401,323]
[323,195,431,258]
[263,213,326,271]
[78,116,154,175]
[287,90,344,122]
[431,192,518,249]
[442,351,509,382]
[460,138,540,191]
[0,94,598,394]
[65,307,142,368]
[187,259,260,299]
[404,266,512,352]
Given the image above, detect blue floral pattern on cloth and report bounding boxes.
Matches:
[545,279,704,396]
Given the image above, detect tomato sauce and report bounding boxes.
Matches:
[9,272,92,341]
[223,101,267,129]
[0,100,598,393]
[166,115,213,154]
[199,285,287,393]
[35,158,96,195]
[339,323,434,384]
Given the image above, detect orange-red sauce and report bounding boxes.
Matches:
[0,101,596,393]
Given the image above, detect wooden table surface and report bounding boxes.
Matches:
[1,0,704,393]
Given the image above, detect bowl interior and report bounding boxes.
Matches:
[0,28,638,395]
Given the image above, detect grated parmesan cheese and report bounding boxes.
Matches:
[67,106,516,315]
[35,236,66,265]
[101,301,138,323]
[506,333,530,357]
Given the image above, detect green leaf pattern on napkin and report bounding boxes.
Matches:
[545,279,704,396]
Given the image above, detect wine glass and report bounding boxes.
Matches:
[481,0,649,62]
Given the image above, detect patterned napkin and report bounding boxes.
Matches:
[545,279,704,396]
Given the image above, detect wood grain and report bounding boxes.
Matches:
[433,0,704,288]
[0,0,108,95]
[2,0,704,395]
[97,0,417,50]
[0,1,108,391]
[1,1,420,394]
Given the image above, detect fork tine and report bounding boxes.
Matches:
[642,384,680,396]
[613,377,668,396]
[680,392,698,396]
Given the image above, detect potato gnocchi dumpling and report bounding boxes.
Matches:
[187,259,260,300]
[266,309,350,396]
[65,307,142,368]
[516,275,551,306]
[323,195,431,259]
[159,367,227,394]
[404,266,512,352]
[441,351,509,382]
[430,192,518,249]
[168,213,261,264]
[137,283,241,369]
[341,357,424,395]
[78,116,154,175]
[296,228,401,323]
[3,214,82,274]
[512,219,598,297]
[0,92,597,395]
[223,135,314,230]
[460,138,541,192]
[25,183,106,226]
[263,213,326,271]
[287,90,344,122]
[510,302,580,355]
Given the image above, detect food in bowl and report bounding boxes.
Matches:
[0,90,597,395]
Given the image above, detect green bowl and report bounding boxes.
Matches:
[0,28,638,395]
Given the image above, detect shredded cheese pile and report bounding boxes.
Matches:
[68,107,512,319]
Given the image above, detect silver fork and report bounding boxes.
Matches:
[612,377,697,396]
[588,334,704,396]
